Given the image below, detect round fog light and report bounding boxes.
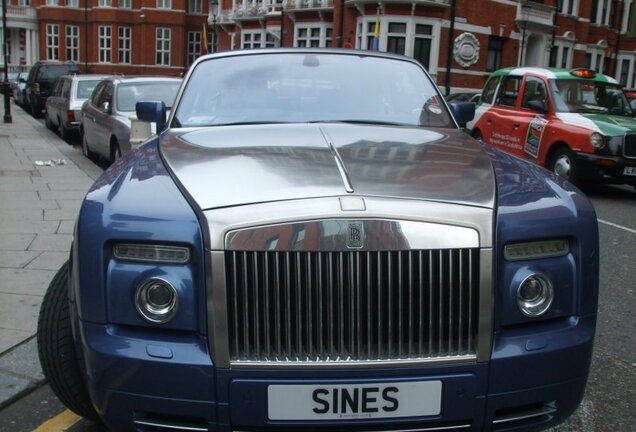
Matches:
[135,278,178,323]
[517,273,554,317]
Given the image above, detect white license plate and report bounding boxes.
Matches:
[268,381,442,420]
[624,166,636,176]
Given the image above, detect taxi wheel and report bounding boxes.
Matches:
[550,147,579,185]
[37,261,101,422]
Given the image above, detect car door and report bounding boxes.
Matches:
[82,81,106,152]
[91,82,114,157]
[484,75,525,158]
[58,78,72,127]
[515,76,551,163]
[46,79,63,126]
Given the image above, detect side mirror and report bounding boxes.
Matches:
[136,100,166,133]
[527,99,548,113]
[100,101,111,114]
[449,101,475,128]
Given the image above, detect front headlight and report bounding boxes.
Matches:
[517,273,554,317]
[590,132,605,150]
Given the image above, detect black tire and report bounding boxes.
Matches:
[109,139,122,164]
[81,131,94,159]
[37,261,100,421]
[45,112,54,131]
[471,130,483,142]
[58,118,70,143]
[549,146,579,185]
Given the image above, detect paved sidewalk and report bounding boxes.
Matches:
[0,104,103,409]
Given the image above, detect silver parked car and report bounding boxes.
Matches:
[12,72,29,107]
[45,74,110,142]
[80,76,181,163]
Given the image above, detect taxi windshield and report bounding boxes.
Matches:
[550,79,634,117]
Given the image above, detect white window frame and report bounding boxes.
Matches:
[98,26,112,63]
[355,16,441,77]
[119,0,131,8]
[67,0,79,6]
[157,0,172,8]
[557,0,579,16]
[621,0,634,33]
[46,24,59,60]
[592,0,613,26]
[586,44,606,73]
[241,30,279,49]
[98,0,111,6]
[46,0,59,5]
[616,53,636,88]
[552,31,575,69]
[156,28,171,66]
[65,25,80,62]
[119,27,131,64]
[188,0,202,13]
[187,31,202,65]
[294,23,332,48]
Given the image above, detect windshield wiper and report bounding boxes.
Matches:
[307,119,412,126]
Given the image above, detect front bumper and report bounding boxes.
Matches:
[575,152,636,185]
[78,314,595,432]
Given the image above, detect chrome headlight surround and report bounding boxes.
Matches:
[590,132,606,150]
[135,277,179,323]
[516,273,554,317]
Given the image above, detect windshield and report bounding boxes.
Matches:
[116,81,180,112]
[76,79,103,99]
[174,53,453,128]
[550,79,634,116]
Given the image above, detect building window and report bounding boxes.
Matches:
[187,31,202,65]
[486,36,504,72]
[591,0,612,26]
[120,0,131,7]
[65,26,79,62]
[46,0,59,5]
[19,0,30,6]
[98,26,112,63]
[241,30,278,49]
[156,28,171,65]
[557,0,578,15]
[67,0,79,6]
[188,0,202,13]
[356,17,441,76]
[98,0,111,6]
[619,58,630,86]
[46,24,59,60]
[119,27,131,64]
[295,24,332,48]
[157,0,171,8]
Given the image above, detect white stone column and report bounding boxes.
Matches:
[25,30,32,67]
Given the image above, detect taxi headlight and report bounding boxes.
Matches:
[135,278,178,323]
[517,273,554,317]
[590,133,605,149]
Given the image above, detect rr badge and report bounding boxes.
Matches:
[347,222,364,249]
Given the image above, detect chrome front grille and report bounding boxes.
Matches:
[225,249,480,364]
[625,134,636,159]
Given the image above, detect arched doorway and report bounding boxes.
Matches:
[525,33,545,67]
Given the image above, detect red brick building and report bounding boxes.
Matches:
[4,0,636,91]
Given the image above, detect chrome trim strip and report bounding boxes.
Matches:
[320,126,354,193]
[477,248,493,362]
[492,405,557,424]
[209,251,230,368]
[133,419,208,431]
[230,354,477,369]
[234,424,472,432]
[225,219,479,252]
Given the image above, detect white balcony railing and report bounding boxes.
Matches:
[6,5,37,20]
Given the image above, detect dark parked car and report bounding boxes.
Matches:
[45,74,110,142]
[24,60,79,118]
[38,49,598,432]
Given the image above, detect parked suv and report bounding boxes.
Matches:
[469,67,636,188]
[80,75,181,163]
[25,61,79,118]
[45,74,110,142]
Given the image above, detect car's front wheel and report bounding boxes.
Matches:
[37,261,100,422]
[549,146,579,185]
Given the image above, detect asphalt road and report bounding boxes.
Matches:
[0,122,634,431]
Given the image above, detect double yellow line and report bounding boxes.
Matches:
[32,410,81,432]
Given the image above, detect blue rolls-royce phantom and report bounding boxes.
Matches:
[37,49,598,432]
